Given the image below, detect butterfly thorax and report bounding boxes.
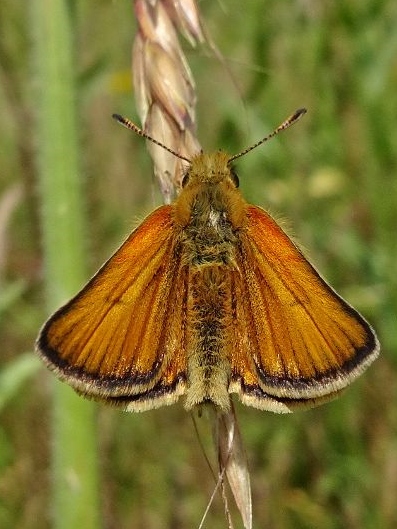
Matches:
[173,151,248,268]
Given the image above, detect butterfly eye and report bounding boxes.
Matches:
[181,172,190,187]
[230,169,239,188]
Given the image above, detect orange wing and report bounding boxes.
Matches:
[228,205,379,412]
[36,206,189,411]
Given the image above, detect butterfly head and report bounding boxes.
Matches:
[181,151,239,189]
[174,151,245,229]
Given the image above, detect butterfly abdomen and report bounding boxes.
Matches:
[185,266,233,411]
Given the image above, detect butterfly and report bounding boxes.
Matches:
[36,109,379,413]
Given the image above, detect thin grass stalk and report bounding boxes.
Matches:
[31,1,100,527]
[131,2,252,527]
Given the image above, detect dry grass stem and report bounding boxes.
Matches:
[132,2,252,526]
[133,0,203,202]
[0,184,23,281]
[216,406,253,529]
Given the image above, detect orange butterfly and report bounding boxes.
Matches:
[36,109,379,413]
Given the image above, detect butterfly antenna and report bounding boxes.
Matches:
[112,114,191,163]
[228,107,307,162]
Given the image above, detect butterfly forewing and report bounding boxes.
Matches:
[37,206,189,408]
[229,205,378,407]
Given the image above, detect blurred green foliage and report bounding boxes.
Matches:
[0,0,396,528]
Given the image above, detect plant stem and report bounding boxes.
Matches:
[32,1,100,527]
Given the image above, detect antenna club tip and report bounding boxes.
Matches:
[295,108,307,118]
[112,113,123,123]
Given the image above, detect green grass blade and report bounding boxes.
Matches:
[31,1,101,527]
